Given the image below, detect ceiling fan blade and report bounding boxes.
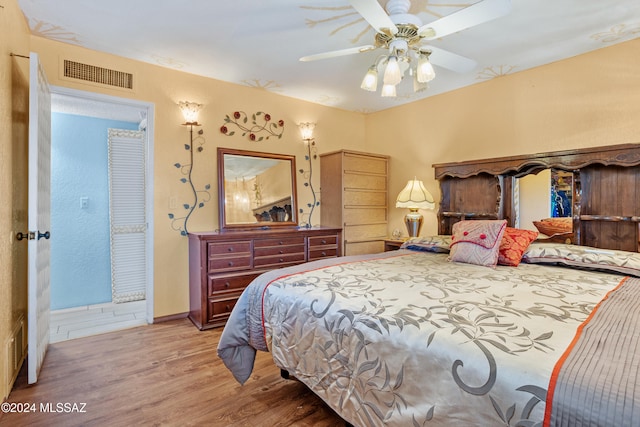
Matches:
[419,0,511,39]
[299,45,376,62]
[426,46,477,73]
[349,0,398,35]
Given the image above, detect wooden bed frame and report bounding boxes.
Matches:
[432,143,640,252]
[222,143,640,427]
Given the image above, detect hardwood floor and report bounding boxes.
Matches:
[1,319,346,427]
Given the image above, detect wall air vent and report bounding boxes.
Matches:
[63,60,133,90]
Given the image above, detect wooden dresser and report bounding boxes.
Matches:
[188,227,342,329]
[320,150,389,256]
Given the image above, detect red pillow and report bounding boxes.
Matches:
[498,227,539,267]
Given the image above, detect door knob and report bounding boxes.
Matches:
[16,231,50,241]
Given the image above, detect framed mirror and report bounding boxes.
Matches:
[217,147,298,230]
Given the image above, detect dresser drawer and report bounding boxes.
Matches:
[254,252,305,268]
[309,248,338,260]
[344,172,387,191]
[344,207,387,225]
[208,295,239,322]
[254,244,305,257]
[208,273,259,295]
[345,240,385,256]
[343,154,387,175]
[208,255,252,273]
[308,235,338,247]
[344,190,387,206]
[344,223,387,241]
[254,236,305,247]
[208,241,251,256]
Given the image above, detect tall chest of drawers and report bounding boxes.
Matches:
[320,150,389,256]
[188,227,341,330]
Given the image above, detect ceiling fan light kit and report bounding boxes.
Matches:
[301,0,512,98]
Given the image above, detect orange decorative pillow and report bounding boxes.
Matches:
[449,220,507,267]
[498,227,539,267]
[533,217,572,236]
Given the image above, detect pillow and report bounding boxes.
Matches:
[401,235,452,253]
[497,227,539,267]
[532,217,572,236]
[522,242,640,277]
[449,220,507,267]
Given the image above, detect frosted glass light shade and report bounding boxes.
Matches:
[178,101,202,124]
[417,55,436,83]
[383,56,402,86]
[360,67,378,91]
[298,122,316,140]
[381,84,397,97]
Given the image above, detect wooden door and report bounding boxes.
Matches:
[27,53,52,384]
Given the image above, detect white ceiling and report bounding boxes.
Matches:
[18,0,640,113]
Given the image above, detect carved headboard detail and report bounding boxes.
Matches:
[433,143,640,252]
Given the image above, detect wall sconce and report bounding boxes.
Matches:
[299,122,315,141]
[169,101,210,235]
[298,122,319,228]
[395,178,435,237]
[179,101,202,125]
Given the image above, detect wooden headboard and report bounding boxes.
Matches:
[432,143,640,252]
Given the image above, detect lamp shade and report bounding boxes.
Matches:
[395,179,435,209]
[417,54,436,83]
[178,101,202,125]
[298,122,315,140]
[360,66,378,91]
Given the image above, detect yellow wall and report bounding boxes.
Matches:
[28,36,366,319]
[0,0,31,401]
[364,38,640,237]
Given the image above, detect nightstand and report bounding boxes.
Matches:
[384,239,406,252]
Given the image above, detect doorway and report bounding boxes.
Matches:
[48,87,154,342]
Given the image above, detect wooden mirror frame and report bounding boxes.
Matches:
[217,147,299,231]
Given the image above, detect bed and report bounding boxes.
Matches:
[217,143,640,426]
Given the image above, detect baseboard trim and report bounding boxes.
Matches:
[153,312,189,323]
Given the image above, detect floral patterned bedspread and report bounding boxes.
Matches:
[218,250,627,426]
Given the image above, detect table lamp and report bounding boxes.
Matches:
[395,178,435,237]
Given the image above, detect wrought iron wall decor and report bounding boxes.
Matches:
[168,102,212,235]
[298,122,319,228]
[219,110,285,141]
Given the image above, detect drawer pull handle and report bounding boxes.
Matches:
[321,239,327,244]
[225,304,231,311]
[228,261,234,267]
[227,247,234,252]
[224,281,230,288]
[279,241,284,245]
[279,258,284,262]
[321,251,327,257]
[279,250,284,254]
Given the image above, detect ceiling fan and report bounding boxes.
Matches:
[300,0,512,96]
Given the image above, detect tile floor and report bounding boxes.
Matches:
[50,299,148,343]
